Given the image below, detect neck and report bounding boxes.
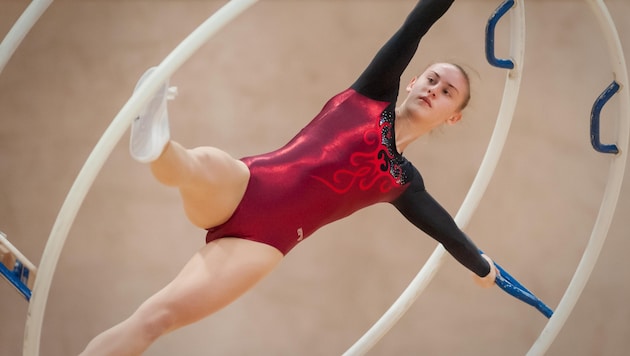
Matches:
[394,107,433,153]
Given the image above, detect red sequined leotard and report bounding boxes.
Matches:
[206,0,491,277]
[207,89,409,254]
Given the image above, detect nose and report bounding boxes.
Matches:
[428,88,436,97]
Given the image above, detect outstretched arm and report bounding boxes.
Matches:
[352,0,455,102]
[391,171,494,280]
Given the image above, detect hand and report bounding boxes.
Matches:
[473,254,498,288]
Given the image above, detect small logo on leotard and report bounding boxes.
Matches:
[297,228,304,241]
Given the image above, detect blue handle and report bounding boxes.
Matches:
[485,0,515,69]
[494,263,553,318]
[590,81,620,154]
[479,250,553,318]
[0,260,32,301]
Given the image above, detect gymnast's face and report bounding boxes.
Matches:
[404,63,469,128]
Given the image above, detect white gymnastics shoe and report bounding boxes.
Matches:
[129,67,178,163]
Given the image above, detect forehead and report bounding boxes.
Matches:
[422,63,465,83]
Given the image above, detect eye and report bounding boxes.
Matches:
[443,88,451,96]
[427,77,435,83]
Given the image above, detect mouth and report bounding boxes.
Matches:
[419,96,432,108]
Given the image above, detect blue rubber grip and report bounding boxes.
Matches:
[590,81,620,154]
[485,0,515,69]
[479,250,553,318]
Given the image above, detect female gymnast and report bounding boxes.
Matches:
[81,0,498,354]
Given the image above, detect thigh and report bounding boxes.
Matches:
[179,147,250,228]
[188,146,249,185]
[138,238,283,332]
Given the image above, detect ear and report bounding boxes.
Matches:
[406,76,418,91]
[446,112,463,126]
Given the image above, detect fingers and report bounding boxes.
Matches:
[473,254,498,288]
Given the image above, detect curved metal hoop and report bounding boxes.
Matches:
[527,0,629,353]
[22,1,259,354]
[344,0,526,354]
[346,0,629,354]
[0,0,52,76]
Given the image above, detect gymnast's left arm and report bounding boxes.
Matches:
[391,172,497,287]
[351,0,456,101]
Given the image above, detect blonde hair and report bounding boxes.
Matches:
[449,62,471,111]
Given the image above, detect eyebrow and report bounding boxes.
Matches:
[431,71,460,95]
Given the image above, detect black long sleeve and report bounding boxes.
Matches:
[391,170,490,277]
[348,0,490,277]
[351,0,455,102]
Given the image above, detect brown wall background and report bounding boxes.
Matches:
[1,1,629,355]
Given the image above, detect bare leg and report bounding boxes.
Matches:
[149,140,250,229]
[80,237,283,356]
[98,68,270,356]
[130,67,248,228]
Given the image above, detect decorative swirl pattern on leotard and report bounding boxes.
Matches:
[311,109,410,194]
